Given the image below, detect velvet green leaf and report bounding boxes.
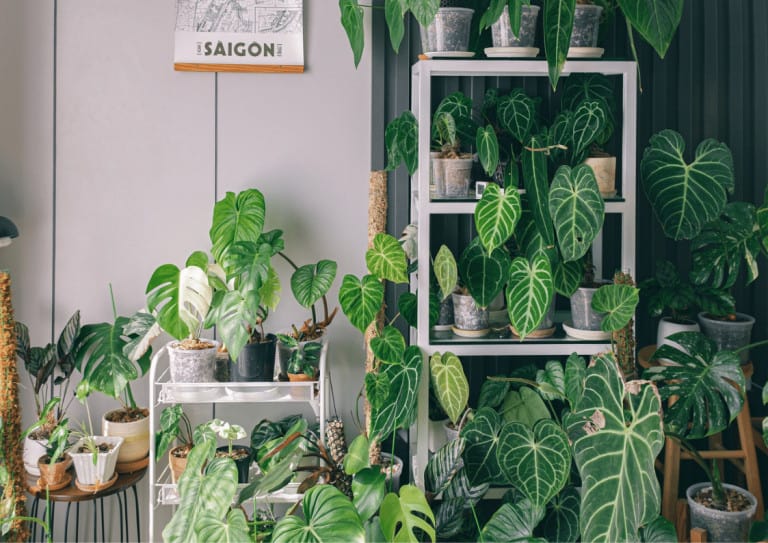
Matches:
[432,92,475,143]
[640,516,678,543]
[478,378,510,410]
[474,183,522,253]
[425,438,465,495]
[272,485,365,543]
[434,244,458,301]
[542,486,581,543]
[339,0,365,67]
[643,332,744,439]
[460,407,504,486]
[571,99,609,165]
[291,260,337,308]
[430,351,469,426]
[591,283,640,332]
[549,164,605,262]
[564,354,664,543]
[195,509,251,543]
[210,189,266,265]
[386,110,418,175]
[398,291,418,328]
[352,467,387,523]
[339,274,384,334]
[536,359,567,401]
[408,0,440,27]
[380,485,436,543]
[371,325,406,365]
[507,254,554,340]
[385,0,406,52]
[497,89,537,145]
[522,134,555,246]
[758,187,768,254]
[365,371,390,412]
[477,125,500,177]
[206,289,257,361]
[553,259,583,297]
[543,0,576,89]
[641,130,734,240]
[500,386,551,428]
[366,233,409,284]
[459,240,512,308]
[618,0,684,58]
[369,346,422,442]
[481,500,546,543]
[564,353,586,408]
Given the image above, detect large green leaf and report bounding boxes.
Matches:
[500,386,551,427]
[369,346,422,442]
[384,0,406,53]
[272,485,365,543]
[339,274,384,334]
[564,352,586,408]
[643,332,744,439]
[522,135,555,246]
[146,263,212,340]
[571,99,609,165]
[481,500,546,543]
[425,437,465,495]
[434,245,458,301]
[291,260,337,308]
[543,0,576,89]
[640,516,678,543]
[758,187,768,254]
[478,378,510,410]
[339,0,365,67]
[408,0,440,27]
[371,325,406,365]
[344,434,370,476]
[641,130,734,240]
[459,240,512,308]
[542,486,581,543]
[442,466,490,505]
[122,311,161,364]
[479,0,508,31]
[210,189,266,264]
[366,233,409,284]
[195,509,251,543]
[591,283,640,332]
[564,353,664,543]
[536,359,567,401]
[460,407,504,486]
[549,164,605,262]
[430,351,469,426]
[385,110,418,175]
[507,254,554,340]
[432,92,475,144]
[379,485,436,543]
[553,259,582,297]
[352,467,386,523]
[206,289,259,361]
[497,419,571,508]
[618,0,684,58]
[497,89,537,144]
[474,183,522,253]
[477,125,500,177]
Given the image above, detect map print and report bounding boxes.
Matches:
[175,0,303,34]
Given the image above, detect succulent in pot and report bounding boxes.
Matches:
[155,404,194,484]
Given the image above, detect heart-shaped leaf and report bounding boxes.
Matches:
[481,500,546,543]
[291,260,337,309]
[195,509,251,543]
[366,233,409,284]
[641,130,734,240]
[430,352,469,426]
[536,359,567,401]
[474,184,522,253]
[571,99,609,165]
[477,125,500,177]
[385,110,418,175]
[339,274,384,334]
[379,485,436,543]
[618,0,684,58]
[522,135,555,246]
[500,386,551,427]
[478,378,510,410]
[497,89,538,144]
[272,485,365,543]
[339,0,365,67]
[549,164,605,262]
[564,354,664,543]
[434,245,458,301]
[384,0,406,52]
[543,0,576,89]
[591,283,639,332]
[398,291,418,328]
[369,346,422,442]
[146,264,213,341]
[459,240,512,308]
[425,437,465,495]
[460,407,505,486]
[433,92,475,144]
[371,326,406,364]
[643,332,744,439]
[210,189,266,265]
[542,486,581,543]
[507,254,554,340]
[352,467,386,523]
[640,516,679,543]
[497,419,571,508]
[205,289,257,361]
[553,259,582,297]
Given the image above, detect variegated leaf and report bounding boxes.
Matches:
[477,125,500,177]
[366,233,409,284]
[442,467,489,506]
[543,0,576,89]
[339,274,384,334]
[434,245,458,301]
[591,283,639,332]
[425,437,465,495]
[506,254,554,340]
[474,183,522,253]
[459,240,512,308]
[497,89,537,144]
[430,352,469,426]
[564,353,586,408]
[460,407,504,486]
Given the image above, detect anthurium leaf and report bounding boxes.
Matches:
[477,125,500,177]
[553,259,582,297]
[371,325,406,365]
[365,371,390,412]
[571,99,609,165]
[386,111,418,175]
[430,351,469,426]
[500,386,551,427]
[549,163,605,262]
[497,419,571,508]
[352,467,387,523]
[433,92,476,144]
[543,0,576,89]
[481,500,546,543]
[385,0,406,53]
[380,485,436,543]
[480,0,507,31]
[460,407,504,486]
[434,245,458,301]
[497,89,537,145]
[339,274,384,334]
[536,360,567,401]
[442,467,490,505]
[564,354,664,543]
[564,353,586,408]
[617,0,684,58]
[272,485,365,543]
[425,437,465,495]
[641,130,734,240]
[408,0,440,27]
[210,189,266,265]
[195,509,251,543]
[640,515,678,543]
[522,134,555,246]
[339,0,365,67]
[478,378,510,410]
[369,346,422,442]
[344,434,370,476]
[366,233,409,284]
[591,283,640,332]
[459,240,512,308]
[291,260,337,308]
[542,486,581,543]
[398,291,418,328]
[690,202,762,289]
[643,331,744,439]
[507,254,554,340]
[758,187,768,253]
[474,183,522,253]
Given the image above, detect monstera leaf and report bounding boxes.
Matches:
[641,130,734,240]
[366,233,409,284]
[460,407,504,486]
[425,438,465,495]
[591,283,640,332]
[459,240,512,308]
[430,352,469,426]
[146,261,213,341]
[371,326,406,365]
[379,485,436,543]
[339,274,385,334]
[434,245,458,301]
[522,135,555,246]
[543,0,576,89]
[272,485,365,543]
[291,260,337,308]
[618,0,684,58]
[497,89,538,144]
[474,183,522,253]
[564,354,663,543]
[643,332,744,439]
[210,189,266,264]
[549,164,605,262]
[542,486,581,543]
[477,125,500,177]
[369,346,422,442]
[481,500,546,543]
[497,419,571,508]
[507,254,554,340]
[385,110,418,175]
[690,202,762,289]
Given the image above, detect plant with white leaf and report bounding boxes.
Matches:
[207,419,247,456]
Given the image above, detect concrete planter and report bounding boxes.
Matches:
[433,157,473,198]
[420,8,474,53]
[687,482,757,543]
[570,283,609,331]
[452,292,489,334]
[167,339,218,383]
[698,312,755,364]
[491,5,540,48]
[570,4,602,47]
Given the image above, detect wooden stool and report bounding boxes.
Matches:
[638,345,764,529]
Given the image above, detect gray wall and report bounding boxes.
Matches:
[0,1,372,540]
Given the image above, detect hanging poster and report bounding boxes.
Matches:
[174,0,304,73]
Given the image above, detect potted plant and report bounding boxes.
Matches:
[481,1,541,52]
[15,311,80,477]
[429,351,470,441]
[278,335,323,383]
[419,5,475,56]
[68,399,123,490]
[207,418,250,484]
[21,398,72,490]
[155,404,194,484]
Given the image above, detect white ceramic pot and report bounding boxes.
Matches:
[656,317,700,365]
[102,409,150,463]
[23,436,48,477]
[69,435,124,486]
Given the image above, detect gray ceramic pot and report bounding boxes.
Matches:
[420,8,474,52]
[491,5,540,48]
[452,292,489,331]
[698,312,755,364]
[570,284,608,331]
[687,482,757,543]
[570,4,603,47]
[434,157,473,198]
[167,340,219,383]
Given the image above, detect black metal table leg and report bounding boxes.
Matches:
[132,484,140,543]
[75,502,80,542]
[100,498,105,542]
[116,491,124,543]
[64,502,71,543]
[30,497,39,542]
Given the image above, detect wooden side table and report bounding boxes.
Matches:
[26,468,146,542]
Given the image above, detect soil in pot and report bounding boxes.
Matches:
[687,483,757,543]
[76,442,116,454]
[233,334,277,382]
[215,445,251,483]
[104,407,147,423]
[38,453,72,487]
[103,407,150,465]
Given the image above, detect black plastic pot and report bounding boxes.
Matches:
[232,335,277,382]
[216,445,252,483]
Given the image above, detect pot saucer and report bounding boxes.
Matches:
[484,46,539,58]
[567,47,604,58]
[562,321,610,340]
[451,326,489,338]
[423,51,475,58]
[116,454,149,474]
[36,472,72,492]
[75,471,118,493]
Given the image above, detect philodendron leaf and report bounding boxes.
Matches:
[461,407,504,486]
[618,0,684,58]
[371,325,406,365]
[398,291,418,328]
[543,0,576,89]
[500,386,551,427]
[542,486,581,543]
[536,359,567,401]
[379,485,436,543]
[553,259,582,297]
[408,0,440,27]
[146,264,212,341]
[474,183,522,253]
[425,438,465,495]
[430,351,469,426]
[477,125,500,177]
[641,129,734,240]
[385,110,418,175]
[339,274,384,334]
[339,0,365,67]
[564,353,586,408]
[384,0,406,53]
[479,0,507,31]
[758,187,768,253]
[497,89,537,144]
[369,346,422,442]
[459,240,512,308]
[210,189,266,265]
[496,419,571,508]
[434,245,458,301]
[291,260,337,308]
[478,378,510,410]
[272,485,365,543]
[522,134,555,246]
[366,233,409,284]
[195,509,251,543]
[564,353,664,543]
[643,331,744,439]
[549,163,605,262]
[506,254,554,340]
[352,467,387,523]
[591,283,640,332]
[571,99,609,165]
[481,500,546,543]
[640,516,678,543]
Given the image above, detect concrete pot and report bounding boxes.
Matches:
[698,312,755,364]
[452,292,489,333]
[380,452,404,494]
[570,4,603,47]
[102,409,150,464]
[687,482,757,543]
[420,8,474,53]
[570,283,609,331]
[167,339,218,383]
[491,5,540,48]
[434,157,473,198]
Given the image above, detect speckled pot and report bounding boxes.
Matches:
[491,5,540,48]
[420,8,474,52]
[570,284,608,331]
[167,340,218,383]
[436,296,454,327]
[452,293,489,331]
[698,312,755,364]
[570,4,603,47]
[435,157,473,198]
[687,483,756,543]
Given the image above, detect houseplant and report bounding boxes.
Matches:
[155,404,194,484]
[419,6,475,55]
[207,418,250,484]
[21,397,72,490]
[68,398,123,490]
[277,335,323,382]
[429,351,470,440]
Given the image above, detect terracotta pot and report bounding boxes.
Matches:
[38,453,72,486]
[584,156,616,196]
[287,372,316,382]
[169,445,191,484]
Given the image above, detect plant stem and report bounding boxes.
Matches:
[108,283,118,321]
[471,503,484,542]
[124,385,137,410]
